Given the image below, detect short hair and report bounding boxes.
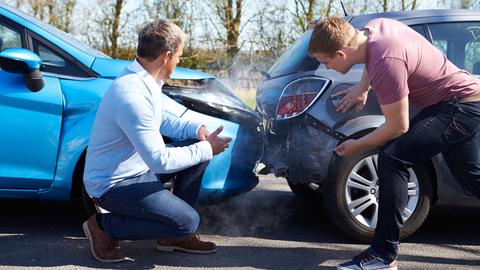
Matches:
[137,20,185,61]
[308,16,356,57]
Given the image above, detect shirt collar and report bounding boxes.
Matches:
[127,59,164,94]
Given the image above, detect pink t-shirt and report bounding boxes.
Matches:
[364,18,480,109]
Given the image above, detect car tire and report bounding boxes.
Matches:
[323,149,433,243]
[287,181,322,201]
[81,182,97,217]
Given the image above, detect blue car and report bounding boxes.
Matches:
[0,3,263,211]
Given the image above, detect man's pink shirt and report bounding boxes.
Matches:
[364,18,480,109]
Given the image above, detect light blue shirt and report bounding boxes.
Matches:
[84,60,213,198]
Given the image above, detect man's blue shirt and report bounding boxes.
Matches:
[84,60,212,198]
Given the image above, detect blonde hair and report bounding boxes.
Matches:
[308,16,356,57]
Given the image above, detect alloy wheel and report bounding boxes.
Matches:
[344,154,420,229]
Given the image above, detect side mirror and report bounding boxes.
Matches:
[0,48,45,92]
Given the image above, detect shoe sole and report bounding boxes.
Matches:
[82,221,127,263]
[337,266,397,270]
[155,244,217,254]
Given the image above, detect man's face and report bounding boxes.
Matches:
[162,42,184,79]
[313,51,351,74]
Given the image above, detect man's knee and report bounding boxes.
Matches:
[173,209,200,237]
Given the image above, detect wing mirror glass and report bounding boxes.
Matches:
[0,48,45,92]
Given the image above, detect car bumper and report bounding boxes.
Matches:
[261,116,337,185]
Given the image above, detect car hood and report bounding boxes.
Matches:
[91,57,259,124]
[91,57,214,80]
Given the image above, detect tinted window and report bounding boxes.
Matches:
[267,30,318,78]
[0,21,21,50]
[429,22,480,75]
[32,38,90,77]
[410,24,426,37]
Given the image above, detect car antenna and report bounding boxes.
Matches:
[340,1,348,16]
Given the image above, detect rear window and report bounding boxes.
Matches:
[267,30,319,78]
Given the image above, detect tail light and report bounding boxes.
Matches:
[276,77,329,120]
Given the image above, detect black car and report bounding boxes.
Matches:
[256,9,480,242]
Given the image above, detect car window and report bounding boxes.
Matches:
[428,22,480,75]
[32,37,90,77]
[410,24,426,37]
[0,21,21,51]
[267,30,319,78]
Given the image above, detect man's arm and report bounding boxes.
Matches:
[116,88,212,174]
[335,58,410,156]
[335,96,409,156]
[335,69,370,112]
[161,111,200,139]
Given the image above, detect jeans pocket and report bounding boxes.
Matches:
[442,109,480,144]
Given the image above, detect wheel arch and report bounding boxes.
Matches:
[71,150,86,199]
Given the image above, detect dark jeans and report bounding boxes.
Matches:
[94,140,209,241]
[372,100,480,262]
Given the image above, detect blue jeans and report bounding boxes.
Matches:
[372,100,480,262]
[94,141,209,241]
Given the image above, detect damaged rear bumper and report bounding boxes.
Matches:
[260,116,339,186]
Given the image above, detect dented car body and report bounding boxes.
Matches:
[256,9,480,242]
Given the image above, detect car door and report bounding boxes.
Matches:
[0,18,63,190]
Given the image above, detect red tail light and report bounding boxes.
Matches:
[276,77,329,120]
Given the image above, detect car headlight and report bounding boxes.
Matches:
[275,77,330,120]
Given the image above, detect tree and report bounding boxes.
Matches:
[249,1,294,64]
[12,0,77,33]
[141,0,199,68]
[204,0,245,70]
[401,0,417,10]
[291,0,334,33]
[83,0,132,58]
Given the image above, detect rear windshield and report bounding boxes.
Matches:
[267,30,319,78]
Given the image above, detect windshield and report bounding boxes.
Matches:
[1,3,108,58]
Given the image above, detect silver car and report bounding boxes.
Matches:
[256,9,480,242]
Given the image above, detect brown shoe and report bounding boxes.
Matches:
[82,214,126,262]
[156,234,217,254]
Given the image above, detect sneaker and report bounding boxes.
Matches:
[156,234,217,254]
[337,248,397,270]
[82,214,127,263]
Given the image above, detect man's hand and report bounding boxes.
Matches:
[334,84,369,113]
[206,126,232,155]
[197,125,210,141]
[335,139,364,157]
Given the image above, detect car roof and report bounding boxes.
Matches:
[349,9,480,27]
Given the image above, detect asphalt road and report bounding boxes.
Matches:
[0,175,479,270]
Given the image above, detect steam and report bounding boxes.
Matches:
[208,53,272,95]
[197,182,293,237]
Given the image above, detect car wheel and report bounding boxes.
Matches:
[324,150,433,243]
[81,182,97,217]
[287,181,322,201]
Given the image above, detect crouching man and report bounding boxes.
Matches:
[82,19,231,262]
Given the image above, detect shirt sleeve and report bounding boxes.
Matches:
[161,111,200,140]
[114,87,212,174]
[369,57,409,105]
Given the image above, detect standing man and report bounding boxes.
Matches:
[308,16,480,270]
[82,20,231,262]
